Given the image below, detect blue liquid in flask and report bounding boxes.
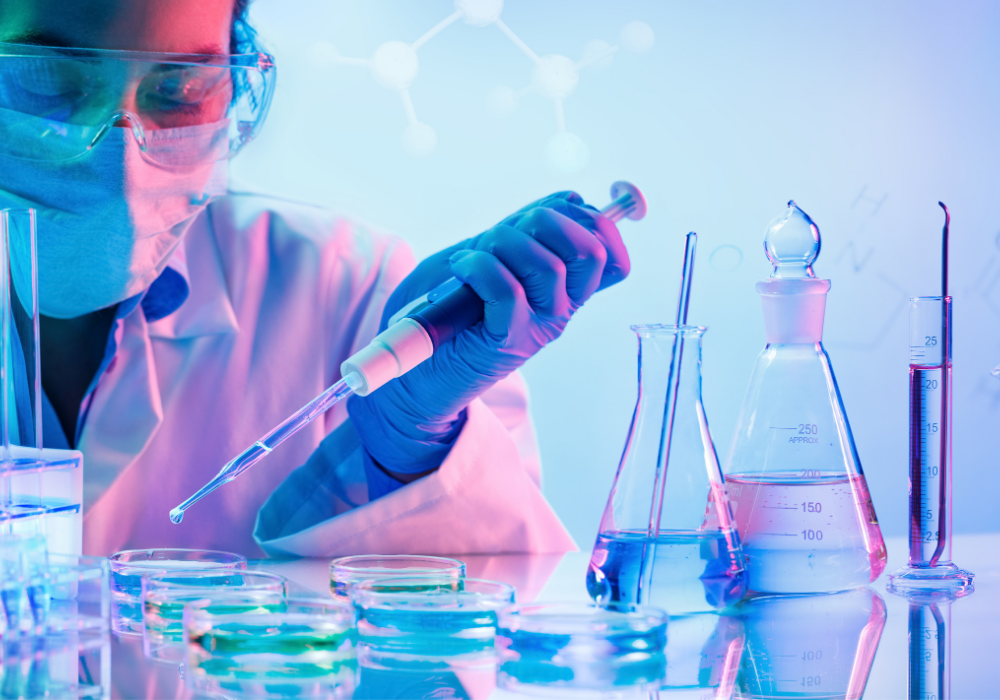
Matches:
[589,325,747,614]
[588,530,746,612]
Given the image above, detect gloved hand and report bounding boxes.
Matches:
[348,191,630,477]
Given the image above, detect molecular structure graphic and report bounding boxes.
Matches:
[315,0,653,171]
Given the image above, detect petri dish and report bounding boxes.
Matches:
[184,595,357,700]
[141,570,287,663]
[496,602,668,697]
[329,554,465,598]
[352,577,515,666]
[109,548,246,635]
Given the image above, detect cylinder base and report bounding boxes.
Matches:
[886,563,974,601]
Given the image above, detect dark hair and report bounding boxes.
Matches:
[231,0,259,54]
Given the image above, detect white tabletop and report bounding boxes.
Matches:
[108,533,999,698]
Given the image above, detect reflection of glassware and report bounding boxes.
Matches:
[1,630,110,698]
[908,599,949,700]
[140,570,287,663]
[736,588,887,699]
[723,202,886,594]
[330,555,465,598]
[108,548,246,634]
[888,205,973,596]
[890,586,966,700]
[0,533,48,632]
[496,603,667,697]
[354,666,492,700]
[662,612,745,696]
[588,324,746,613]
[184,596,357,700]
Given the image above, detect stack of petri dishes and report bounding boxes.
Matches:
[333,555,507,697]
[140,570,287,662]
[109,549,671,699]
[175,553,472,699]
[184,596,357,700]
[109,549,247,634]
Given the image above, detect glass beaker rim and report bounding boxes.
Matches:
[909,295,951,303]
[630,323,706,337]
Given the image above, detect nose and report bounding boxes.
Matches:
[86,111,148,154]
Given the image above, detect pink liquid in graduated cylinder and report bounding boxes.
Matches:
[726,472,886,594]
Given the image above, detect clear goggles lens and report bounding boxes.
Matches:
[0,42,275,166]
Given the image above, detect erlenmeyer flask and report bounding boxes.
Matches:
[723,202,886,594]
[588,325,746,614]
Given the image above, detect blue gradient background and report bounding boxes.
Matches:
[233,1,1000,546]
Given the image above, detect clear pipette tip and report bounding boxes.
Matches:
[169,375,357,524]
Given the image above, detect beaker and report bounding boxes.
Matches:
[723,202,886,594]
[588,324,746,614]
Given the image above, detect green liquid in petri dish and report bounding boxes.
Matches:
[189,620,355,679]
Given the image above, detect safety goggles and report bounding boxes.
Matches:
[0,42,275,167]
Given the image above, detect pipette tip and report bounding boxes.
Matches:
[169,508,184,524]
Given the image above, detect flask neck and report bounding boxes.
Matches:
[756,278,831,344]
[635,326,704,400]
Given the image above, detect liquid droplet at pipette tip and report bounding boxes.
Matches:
[169,508,184,524]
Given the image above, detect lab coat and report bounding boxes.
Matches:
[80,192,576,558]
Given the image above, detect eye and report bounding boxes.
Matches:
[0,59,99,119]
[146,67,229,105]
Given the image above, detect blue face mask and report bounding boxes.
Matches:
[0,109,228,319]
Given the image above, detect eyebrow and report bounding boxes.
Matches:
[1,31,228,57]
[188,44,227,57]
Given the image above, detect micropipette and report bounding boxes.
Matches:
[169,182,648,524]
[887,202,974,597]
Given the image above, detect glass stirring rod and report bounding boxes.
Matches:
[170,182,648,524]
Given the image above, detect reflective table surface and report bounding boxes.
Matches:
[105,534,999,699]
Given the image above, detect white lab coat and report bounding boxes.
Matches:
[81,192,577,558]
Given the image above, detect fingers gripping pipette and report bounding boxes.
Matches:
[169,182,647,524]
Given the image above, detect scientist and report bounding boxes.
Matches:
[0,0,630,557]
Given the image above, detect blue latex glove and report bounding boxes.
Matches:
[348,191,630,478]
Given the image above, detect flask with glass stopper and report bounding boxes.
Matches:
[722,202,886,594]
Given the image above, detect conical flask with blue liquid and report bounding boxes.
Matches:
[722,202,887,594]
[588,319,747,614]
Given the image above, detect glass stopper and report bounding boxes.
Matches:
[764,200,821,278]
